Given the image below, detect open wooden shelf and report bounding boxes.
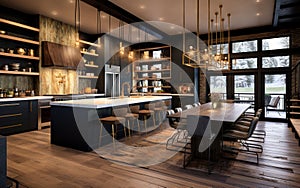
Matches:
[134,77,171,81]
[79,40,101,48]
[0,52,39,60]
[0,34,39,45]
[84,64,99,68]
[135,86,171,88]
[0,18,39,32]
[133,57,171,63]
[78,75,98,79]
[0,70,39,76]
[134,69,170,73]
[81,51,99,57]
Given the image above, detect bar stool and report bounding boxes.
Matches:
[125,105,140,136]
[138,103,155,134]
[99,107,127,150]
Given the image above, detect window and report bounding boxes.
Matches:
[234,75,255,101]
[232,58,257,70]
[262,56,289,68]
[209,76,226,99]
[232,40,257,53]
[262,37,289,51]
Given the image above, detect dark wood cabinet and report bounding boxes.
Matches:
[0,100,38,135]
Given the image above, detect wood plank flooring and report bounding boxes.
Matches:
[5,121,300,188]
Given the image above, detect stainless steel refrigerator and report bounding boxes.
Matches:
[105,64,120,98]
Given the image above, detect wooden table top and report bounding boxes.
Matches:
[168,102,251,123]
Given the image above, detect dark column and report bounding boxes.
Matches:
[0,136,7,188]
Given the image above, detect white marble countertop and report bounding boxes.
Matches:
[51,96,172,109]
[0,96,53,102]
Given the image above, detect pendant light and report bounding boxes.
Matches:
[75,0,81,47]
[97,10,101,47]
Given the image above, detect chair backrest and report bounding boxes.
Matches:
[166,109,175,116]
[268,96,280,107]
[164,100,171,106]
[255,109,263,119]
[129,105,140,114]
[145,103,155,110]
[175,107,182,113]
[185,104,193,110]
[247,117,259,138]
[112,107,128,117]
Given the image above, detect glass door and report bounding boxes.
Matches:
[264,74,286,119]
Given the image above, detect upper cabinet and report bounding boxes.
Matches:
[0,17,40,76]
[132,45,172,93]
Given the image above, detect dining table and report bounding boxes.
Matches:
[167,102,251,164]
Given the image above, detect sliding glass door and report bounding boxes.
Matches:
[264,74,286,119]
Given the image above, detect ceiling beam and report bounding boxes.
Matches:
[273,0,282,27]
[81,0,167,39]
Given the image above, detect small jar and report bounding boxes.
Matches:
[0,88,3,98]
[7,89,14,98]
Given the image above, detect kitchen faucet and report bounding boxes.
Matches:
[121,82,131,97]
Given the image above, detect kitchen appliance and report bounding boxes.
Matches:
[38,99,51,129]
[105,64,120,98]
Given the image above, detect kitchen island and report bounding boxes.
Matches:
[50,96,171,151]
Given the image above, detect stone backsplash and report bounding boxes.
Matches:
[39,15,85,95]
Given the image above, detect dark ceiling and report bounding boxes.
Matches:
[273,0,300,27]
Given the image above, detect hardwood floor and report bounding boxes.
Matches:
[6,121,300,188]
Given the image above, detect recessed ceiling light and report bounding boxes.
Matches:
[256,13,260,16]
[69,0,74,3]
[51,11,58,16]
[159,17,164,21]
[140,5,145,9]
[256,0,260,2]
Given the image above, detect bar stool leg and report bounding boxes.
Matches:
[112,124,116,151]
[143,116,147,134]
[136,118,140,135]
[127,119,131,137]
[123,123,127,138]
[153,114,156,127]
[99,123,103,147]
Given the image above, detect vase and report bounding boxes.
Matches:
[212,101,222,109]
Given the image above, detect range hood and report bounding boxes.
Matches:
[42,41,82,70]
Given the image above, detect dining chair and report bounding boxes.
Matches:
[166,109,188,149]
[223,117,262,164]
[266,96,281,116]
